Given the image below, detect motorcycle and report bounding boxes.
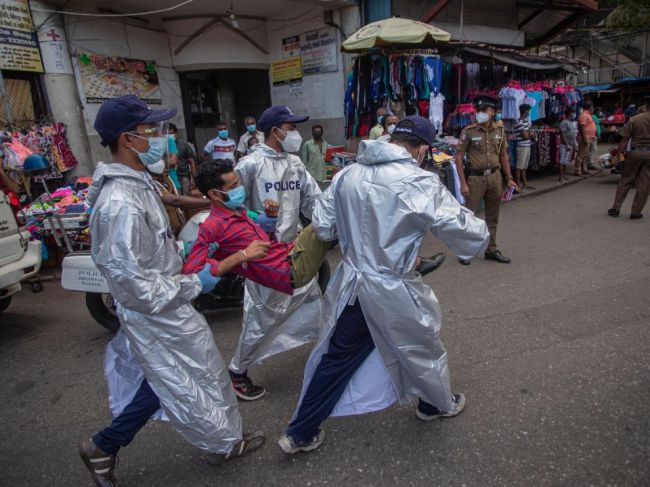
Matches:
[62,210,330,332]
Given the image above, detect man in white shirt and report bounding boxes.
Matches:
[369,107,387,140]
[204,121,236,162]
[236,116,265,158]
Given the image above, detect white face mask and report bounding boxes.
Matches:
[476,112,490,124]
[278,128,303,153]
[387,124,396,134]
[146,159,165,175]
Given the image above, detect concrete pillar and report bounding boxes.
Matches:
[363,0,391,24]
[340,6,360,73]
[30,1,94,176]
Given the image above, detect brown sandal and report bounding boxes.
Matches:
[208,431,266,465]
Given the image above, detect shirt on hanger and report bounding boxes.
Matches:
[429,93,445,134]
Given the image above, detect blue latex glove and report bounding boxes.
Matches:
[197,263,220,294]
[257,213,278,233]
[185,240,219,258]
[208,242,219,256]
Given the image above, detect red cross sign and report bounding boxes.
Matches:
[46,29,61,41]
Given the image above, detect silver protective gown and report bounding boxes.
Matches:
[294,140,490,418]
[88,163,241,454]
[232,143,323,373]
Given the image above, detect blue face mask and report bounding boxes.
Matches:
[217,185,246,209]
[218,130,229,139]
[246,124,257,133]
[377,115,385,124]
[495,113,502,121]
[129,135,167,166]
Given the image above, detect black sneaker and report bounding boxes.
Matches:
[229,371,266,401]
[278,429,325,454]
[607,208,620,217]
[416,393,466,421]
[485,250,511,263]
[630,213,643,220]
[416,253,446,276]
[79,438,119,487]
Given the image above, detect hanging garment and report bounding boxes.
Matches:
[466,63,480,90]
[424,56,443,95]
[441,62,453,101]
[499,87,527,120]
[429,93,445,134]
[451,64,466,103]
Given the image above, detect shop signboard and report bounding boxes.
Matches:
[300,27,338,75]
[271,56,302,86]
[282,35,300,60]
[38,27,73,75]
[77,53,161,104]
[0,0,44,73]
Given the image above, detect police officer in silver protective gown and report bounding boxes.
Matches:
[228,105,324,401]
[78,95,264,487]
[278,116,489,454]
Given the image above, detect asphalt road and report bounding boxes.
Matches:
[1,170,648,487]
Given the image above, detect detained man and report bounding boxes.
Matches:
[279,116,490,453]
[80,95,263,487]
[229,105,324,401]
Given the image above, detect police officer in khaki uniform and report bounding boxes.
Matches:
[455,96,518,265]
[608,95,650,219]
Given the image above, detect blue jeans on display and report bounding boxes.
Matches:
[93,379,160,455]
[286,300,440,442]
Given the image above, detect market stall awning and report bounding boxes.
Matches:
[576,83,616,93]
[611,77,650,88]
[438,43,585,73]
[342,17,451,53]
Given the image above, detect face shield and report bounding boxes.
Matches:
[127,121,170,167]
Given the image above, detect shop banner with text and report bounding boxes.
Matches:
[0,0,44,73]
[78,53,161,104]
[271,56,302,86]
[300,27,338,75]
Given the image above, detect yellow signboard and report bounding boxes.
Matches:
[271,56,302,85]
[0,0,44,72]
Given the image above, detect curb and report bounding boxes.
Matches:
[505,168,604,204]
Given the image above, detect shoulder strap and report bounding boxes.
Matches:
[498,127,506,154]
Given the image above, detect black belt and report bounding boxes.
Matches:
[468,167,500,177]
[631,146,650,151]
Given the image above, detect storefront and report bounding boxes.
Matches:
[343,40,584,179]
[34,1,360,165]
[179,69,271,156]
[1,0,82,210]
[0,0,47,130]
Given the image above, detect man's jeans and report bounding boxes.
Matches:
[286,300,441,442]
[93,379,160,455]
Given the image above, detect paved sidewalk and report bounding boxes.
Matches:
[507,144,614,202]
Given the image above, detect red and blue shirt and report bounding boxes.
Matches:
[183,205,294,295]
